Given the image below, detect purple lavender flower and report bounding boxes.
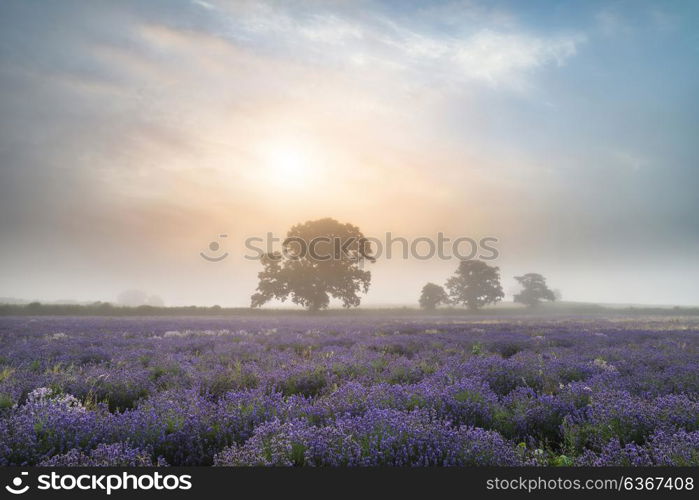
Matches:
[0,315,697,466]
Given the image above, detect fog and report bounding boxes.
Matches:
[1,0,697,307]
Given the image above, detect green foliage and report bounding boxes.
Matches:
[471,342,485,356]
[278,368,328,397]
[419,283,449,310]
[551,454,573,466]
[454,389,485,404]
[514,273,555,307]
[446,260,504,310]
[251,218,374,311]
[203,364,259,397]
[0,393,14,410]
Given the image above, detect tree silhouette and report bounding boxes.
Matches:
[251,218,374,311]
[513,273,555,307]
[419,283,449,310]
[446,260,504,310]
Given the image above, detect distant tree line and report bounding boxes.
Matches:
[247,217,558,312]
[419,261,556,311]
[11,218,692,315]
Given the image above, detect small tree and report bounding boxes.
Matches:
[446,260,504,310]
[513,273,555,307]
[251,218,374,311]
[419,283,449,310]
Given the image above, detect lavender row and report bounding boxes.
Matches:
[0,316,697,466]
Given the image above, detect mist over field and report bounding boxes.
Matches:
[0,0,698,308]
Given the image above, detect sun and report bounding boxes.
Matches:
[259,140,316,189]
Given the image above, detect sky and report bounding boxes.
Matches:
[0,0,697,307]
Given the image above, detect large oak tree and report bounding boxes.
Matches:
[446,260,504,311]
[251,218,374,311]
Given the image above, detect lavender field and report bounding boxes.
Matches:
[0,315,698,467]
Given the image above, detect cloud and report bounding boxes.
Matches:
[185,1,584,90]
[437,29,583,87]
[191,0,214,10]
[0,1,588,244]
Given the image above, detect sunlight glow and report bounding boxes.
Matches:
[259,139,317,189]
